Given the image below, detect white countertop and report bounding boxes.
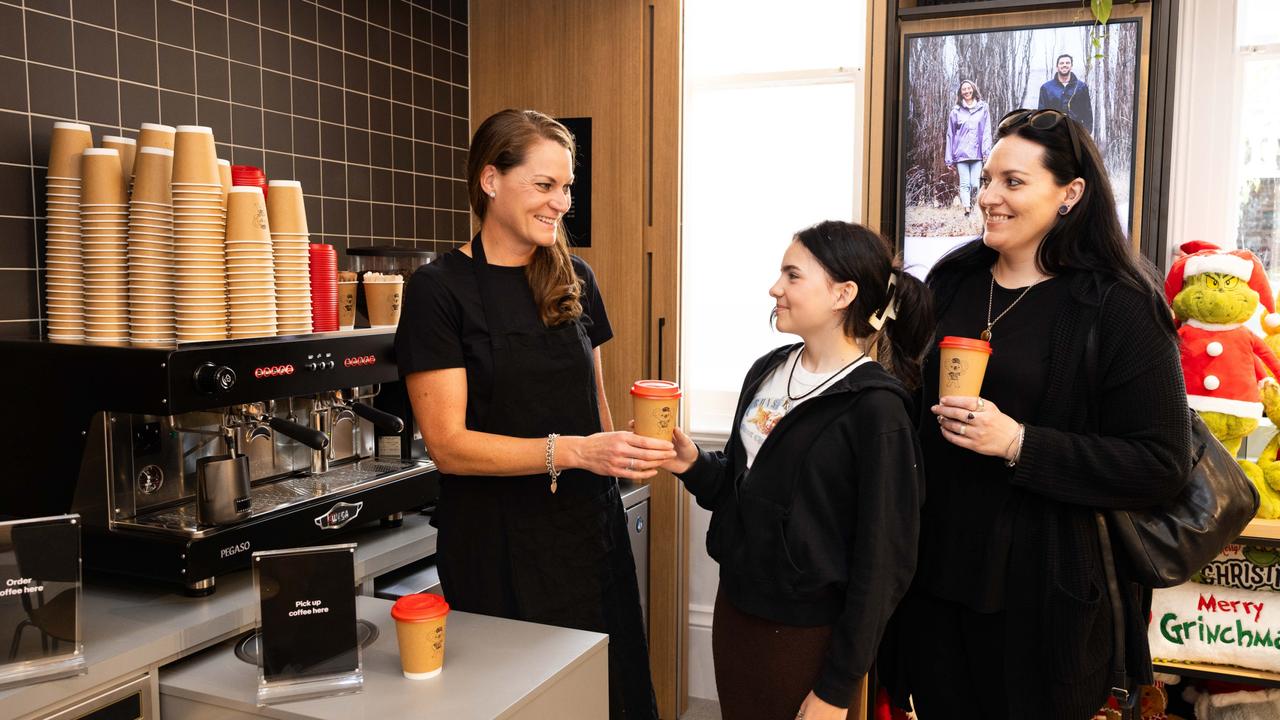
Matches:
[159,595,608,719]
[0,513,437,719]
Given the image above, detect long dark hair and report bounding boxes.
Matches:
[928,111,1166,319]
[467,109,582,326]
[794,221,935,391]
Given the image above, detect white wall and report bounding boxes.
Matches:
[685,433,723,701]
[1165,0,1239,262]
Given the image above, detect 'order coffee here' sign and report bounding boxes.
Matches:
[1150,582,1280,673]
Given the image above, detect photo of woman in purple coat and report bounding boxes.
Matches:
[944,80,992,218]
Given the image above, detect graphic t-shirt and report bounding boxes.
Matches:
[738,347,872,468]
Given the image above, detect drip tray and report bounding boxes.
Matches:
[120,457,433,537]
[233,619,379,665]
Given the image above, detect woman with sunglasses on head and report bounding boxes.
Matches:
[885,110,1191,718]
[660,221,932,720]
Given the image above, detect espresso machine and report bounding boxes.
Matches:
[1,329,438,595]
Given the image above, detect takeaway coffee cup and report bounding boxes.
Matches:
[631,380,681,443]
[937,336,992,397]
[390,593,449,679]
[338,281,357,330]
[362,272,403,327]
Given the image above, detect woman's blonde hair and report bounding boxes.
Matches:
[467,109,582,326]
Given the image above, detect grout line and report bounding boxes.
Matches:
[22,5,472,65]
[113,0,122,136]
[20,0,40,328]
[22,56,470,107]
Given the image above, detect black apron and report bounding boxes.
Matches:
[433,235,658,719]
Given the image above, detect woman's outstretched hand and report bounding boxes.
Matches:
[659,426,698,475]
[563,431,675,481]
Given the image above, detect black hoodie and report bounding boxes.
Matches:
[678,343,925,706]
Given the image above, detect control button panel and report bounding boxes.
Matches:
[304,351,336,372]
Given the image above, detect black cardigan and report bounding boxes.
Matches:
[678,349,925,707]
[892,268,1192,718]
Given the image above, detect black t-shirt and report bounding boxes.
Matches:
[395,247,613,432]
[917,270,1070,612]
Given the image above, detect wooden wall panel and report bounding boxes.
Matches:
[644,1,687,717]
[470,1,686,717]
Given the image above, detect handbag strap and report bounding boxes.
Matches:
[1084,281,1135,706]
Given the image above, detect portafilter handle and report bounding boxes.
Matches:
[348,402,405,434]
[266,416,330,451]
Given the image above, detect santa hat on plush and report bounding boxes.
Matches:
[1165,241,1279,326]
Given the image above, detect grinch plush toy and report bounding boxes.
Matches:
[1166,243,1280,518]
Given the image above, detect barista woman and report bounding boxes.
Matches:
[396,109,672,719]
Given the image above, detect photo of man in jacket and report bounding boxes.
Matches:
[1038,53,1094,134]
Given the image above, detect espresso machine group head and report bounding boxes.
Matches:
[2,329,437,594]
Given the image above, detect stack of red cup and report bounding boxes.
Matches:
[309,243,338,332]
[231,165,267,197]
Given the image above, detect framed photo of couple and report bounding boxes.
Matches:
[896,4,1152,279]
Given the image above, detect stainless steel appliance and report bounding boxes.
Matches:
[1,329,438,595]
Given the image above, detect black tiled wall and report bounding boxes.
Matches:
[0,0,471,338]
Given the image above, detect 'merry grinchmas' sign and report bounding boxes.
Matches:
[1150,582,1280,673]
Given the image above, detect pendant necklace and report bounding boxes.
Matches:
[781,347,868,414]
[980,270,1042,342]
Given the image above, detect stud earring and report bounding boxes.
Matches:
[1058,203,1070,216]
[488,191,496,199]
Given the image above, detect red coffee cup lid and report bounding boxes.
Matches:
[938,336,992,354]
[391,593,450,622]
[630,379,681,399]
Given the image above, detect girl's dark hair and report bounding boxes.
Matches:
[794,221,935,391]
[928,111,1168,331]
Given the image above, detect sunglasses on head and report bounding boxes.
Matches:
[997,108,1083,170]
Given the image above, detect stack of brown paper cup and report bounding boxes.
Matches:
[266,180,313,335]
[80,148,130,345]
[225,186,278,339]
[44,121,94,342]
[136,122,176,151]
[172,126,227,343]
[218,158,231,204]
[102,136,137,185]
[127,147,176,346]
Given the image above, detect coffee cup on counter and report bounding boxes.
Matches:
[630,380,681,443]
[362,272,404,327]
[338,281,358,330]
[937,336,992,398]
[390,593,450,679]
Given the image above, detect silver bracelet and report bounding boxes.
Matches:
[545,433,560,494]
[1005,424,1026,468]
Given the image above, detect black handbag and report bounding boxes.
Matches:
[1086,284,1260,589]
[1087,283,1260,710]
